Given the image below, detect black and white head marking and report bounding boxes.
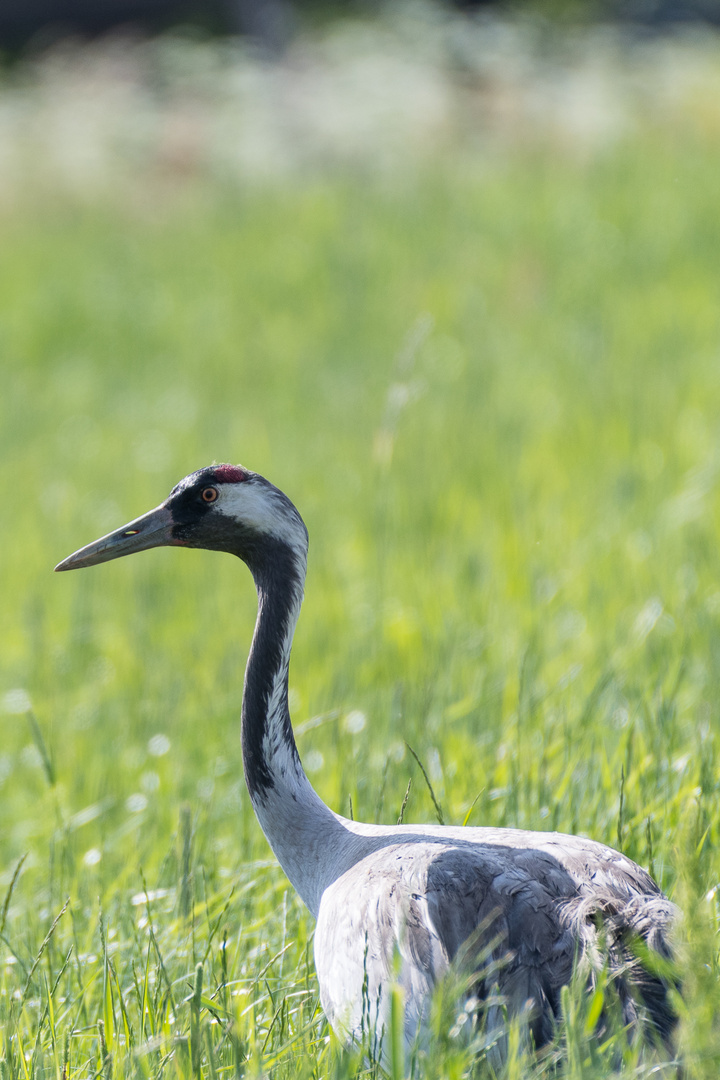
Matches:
[168,464,308,580]
[164,465,309,802]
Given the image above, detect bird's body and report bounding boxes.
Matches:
[56,464,678,1062]
[314,823,676,1053]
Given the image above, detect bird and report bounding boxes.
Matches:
[56,463,679,1064]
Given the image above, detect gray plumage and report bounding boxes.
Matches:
[315,824,678,1060]
[55,464,680,1065]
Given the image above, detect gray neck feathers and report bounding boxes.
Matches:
[240,536,347,915]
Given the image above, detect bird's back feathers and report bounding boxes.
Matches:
[315,828,678,1061]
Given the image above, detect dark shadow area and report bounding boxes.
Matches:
[0,0,295,54]
[7,0,720,59]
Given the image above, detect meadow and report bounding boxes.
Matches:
[2,10,720,1077]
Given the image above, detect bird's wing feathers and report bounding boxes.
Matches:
[421,848,576,1048]
[315,841,572,1048]
[315,836,676,1053]
[314,851,447,1042]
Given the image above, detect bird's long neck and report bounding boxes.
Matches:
[241,539,347,916]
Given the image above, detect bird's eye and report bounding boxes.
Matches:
[201,486,219,504]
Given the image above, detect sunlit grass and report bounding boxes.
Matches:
[3,25,720,1076]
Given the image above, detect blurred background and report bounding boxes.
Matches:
[4,0,720,923]
[5,0,720,53]
[4,0,720,898]
[2,0,720,198]
[3,0,720,1070]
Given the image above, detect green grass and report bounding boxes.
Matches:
[3,74,720,1077]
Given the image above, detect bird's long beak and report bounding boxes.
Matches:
[54,504,175,571]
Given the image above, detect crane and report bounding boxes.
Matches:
[56,463,679,1064]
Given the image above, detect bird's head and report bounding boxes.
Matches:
[55,464,308,577]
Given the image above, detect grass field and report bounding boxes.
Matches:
[3,11,720,1077]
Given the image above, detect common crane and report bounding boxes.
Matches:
[56,463,679,1063]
